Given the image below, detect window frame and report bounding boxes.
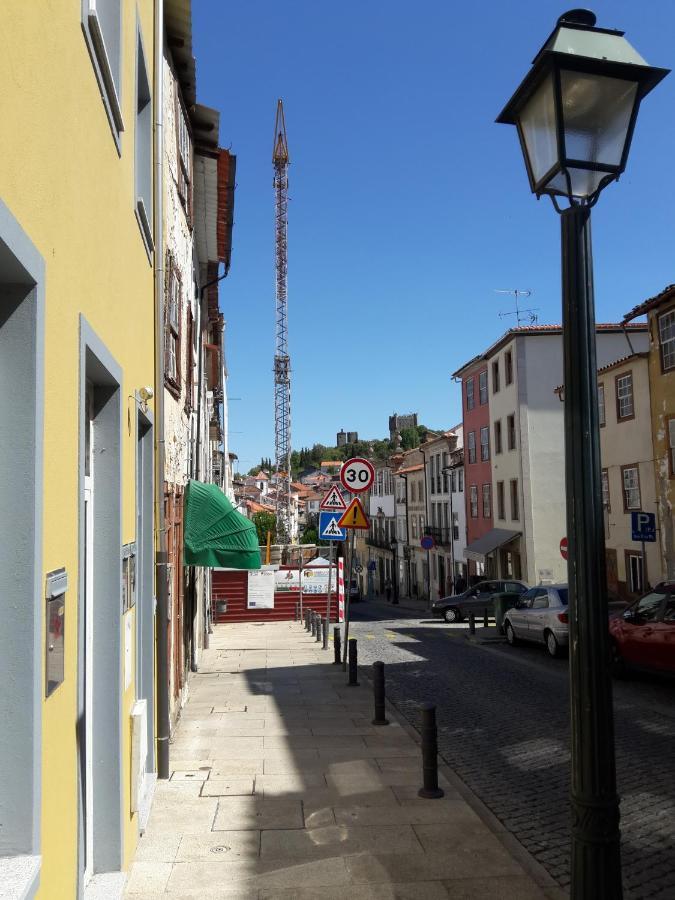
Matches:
[482,483,491,518]
[621,463,641,512]
[598,383,606,427]
[624,550,644,595]
[175,92,193,225]
[82,0,124,148]
[494,420,502,455]
[492,359,500,394]
[658,306,675,373]
[480,426,490,462]
[615,370,635,422]
[510,479,519,521]
[467,431,476,465]
[479,370,488,405]
[507,414,516,451]
[505,350,513,385]
[466,377,475,411]
[601,468,610,513]
[469,485,478,518]
[497,481,505,520]
[164,254,182,398]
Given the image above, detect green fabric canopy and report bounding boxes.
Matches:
[183,480,261,570]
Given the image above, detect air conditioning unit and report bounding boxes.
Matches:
[130,699,148,813]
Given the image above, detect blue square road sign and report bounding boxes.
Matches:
[319,511,347,542]
[631,511,656,543]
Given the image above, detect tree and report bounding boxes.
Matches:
[300,527,319,545]
[251,511,276,545]
[400,427,420,450]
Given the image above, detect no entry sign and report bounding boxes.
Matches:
[560,537,568,560]
[340,457,374,493]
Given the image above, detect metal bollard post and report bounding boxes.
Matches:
[483,609,489,629]
[347,638,359,686]
[305,609,310,632]
[322,617,328,650]
[469,612,476,635]
[311,611,317,637]
[372,661,389,726]
[315,615,322,643]
[333,627,341,665]
[418,703,444,799]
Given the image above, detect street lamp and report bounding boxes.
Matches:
[390,537,399,605]
[497,10,667,899]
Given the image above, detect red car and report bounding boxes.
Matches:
[609,582,675,677]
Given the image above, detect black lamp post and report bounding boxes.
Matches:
[497,10,667,899]
[390,537,399,605]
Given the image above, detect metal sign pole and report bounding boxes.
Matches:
[324,540,334,649]
[342,527,355,670]
[298,550,304,621]
[641,538,647,591]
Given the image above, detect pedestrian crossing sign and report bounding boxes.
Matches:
[319,485,347,511]
[319,511,347,541]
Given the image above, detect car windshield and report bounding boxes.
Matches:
[557,588,568,606]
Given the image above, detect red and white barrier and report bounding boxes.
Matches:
[338,558,345,623]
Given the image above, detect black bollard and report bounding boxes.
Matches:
[418,703,444,799]
[347,638,359,686]
[305,609,310,632]
[311,611,317,637]
[469,612,476,635]
[315,615,322,643]
[333,627,341,665]
[372,661,389,726]
[322,617,328,650]
[483,609,489,628]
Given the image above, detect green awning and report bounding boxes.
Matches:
[183,480,261,570]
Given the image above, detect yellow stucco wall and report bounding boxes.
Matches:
[647,304,675,580]
[1,3,156,896]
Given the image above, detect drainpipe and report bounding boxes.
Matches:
[153,0,169,780]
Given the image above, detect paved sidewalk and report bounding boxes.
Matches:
[125,622,555,899]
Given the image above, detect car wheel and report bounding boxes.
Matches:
[610,640,627,678]
[545,630,560,658]
[444,607,460,623]
[505,621,518,645]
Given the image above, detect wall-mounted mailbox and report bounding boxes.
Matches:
[45,567,67,698]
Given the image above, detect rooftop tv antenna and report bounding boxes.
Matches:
[495,289,539,325]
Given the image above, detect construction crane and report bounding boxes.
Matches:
[272,100,292,544]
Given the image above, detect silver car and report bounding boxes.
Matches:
[503,584,569,658]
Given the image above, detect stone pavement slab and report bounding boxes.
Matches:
[125,621,550,898]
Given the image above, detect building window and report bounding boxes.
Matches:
[420,515,425,534]
[83,0,123,140]
[466,378,475,410]
[458,469,464,492]
[494,420,502,454]
[601,469,610,512]
[492,360,500,393]
[442,452,449,491]
[135,29,153,248]
[497,481,505,520]
[615,372,634,421]
[479,371,488,405]
[436,454,442,493]
[452,511,459,540]
[412,516,418,538]
[510,479,519,521]
[659,308,675,371]
[480,426,490,461]
[598,383,606,427]
[505,350,513,385]
[482,483,491,518]
[176,98,192,222]
[429,457,435,495]
[451,470,456,493]
[507,414,516,451]
[622,465,641,511]
[467,431,476,464]
[164,256,181,392]
[470,485,478,518]
[184,307,194,414]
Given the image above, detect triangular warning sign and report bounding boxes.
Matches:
[320,485,347,511]
[322,517,344,538]
[337,497,369,530]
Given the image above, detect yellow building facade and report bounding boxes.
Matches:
[1,2,158,897]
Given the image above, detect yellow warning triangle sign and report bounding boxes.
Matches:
[337,497,369,530]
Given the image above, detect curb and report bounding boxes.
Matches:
[360,665,567,899]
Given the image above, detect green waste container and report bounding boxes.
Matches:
[492,593,520,635]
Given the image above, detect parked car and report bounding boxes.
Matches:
[503,584,569,658]
[609,582,675,677]
[349,578,362,603]
[432,579,528,623]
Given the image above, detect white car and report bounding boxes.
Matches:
[503,584,569,658]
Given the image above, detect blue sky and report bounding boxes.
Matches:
[193,1,675,472]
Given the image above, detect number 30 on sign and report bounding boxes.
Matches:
[340,457,375,493]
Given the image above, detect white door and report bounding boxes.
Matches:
[83,384,94,883]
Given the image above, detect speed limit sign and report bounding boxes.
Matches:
[340,457,374,493]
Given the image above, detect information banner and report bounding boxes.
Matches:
[247,569,275,609]
[274,567,334,595]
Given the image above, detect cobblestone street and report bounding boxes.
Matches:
[349,600,675,899]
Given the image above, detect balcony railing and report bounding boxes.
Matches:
[424,526,455,546]
[366,534,394,551]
